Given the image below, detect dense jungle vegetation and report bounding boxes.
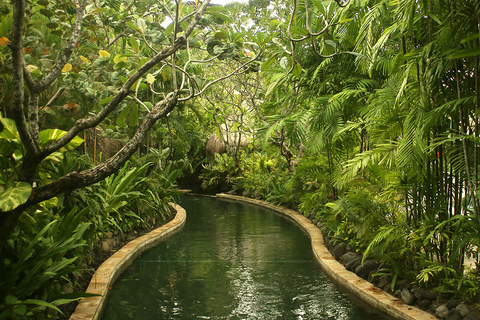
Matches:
[0,0,479,318]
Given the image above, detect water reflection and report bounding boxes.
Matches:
[102,196,387,320]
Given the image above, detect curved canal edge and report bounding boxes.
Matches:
[69,203,186,320]
[216,193,437,320]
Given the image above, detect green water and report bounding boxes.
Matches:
[102,196,388,319]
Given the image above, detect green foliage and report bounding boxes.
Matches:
[200,153,238,192]
[0,207,93,319]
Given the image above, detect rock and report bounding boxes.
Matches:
[383,283,394,293]
[446,309,462,320]
[416,299,431,310]
[316,222,322,228]
[345,257,362,271]
[446,299,459,309]
[101,240,110,253]
[340,252,361,265]
[106,238,116,249]
[436,305,449,319]
[355,259,379,279]
[104,231,113,238]
[395,279,408,290]
[62,282,73,294]
[401,288,416,305]
[377,275,390,289]
[414,289,437,301]
[331,242,348,260]
[456,303,470,317]
[466,313,480,320]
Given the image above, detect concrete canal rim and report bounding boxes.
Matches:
[70,195,437,320]
[69,203,186,320]
[216,193,437,320]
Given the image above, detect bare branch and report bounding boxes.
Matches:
[44,88,66,109]
[10,0,38,159]
[36,0,87,93]
[190,54,260,99]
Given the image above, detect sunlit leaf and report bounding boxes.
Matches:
[113,54,127,64]
[99,50,110,57]
[61,63,72,72]
[0,181,32,212]
[146,73,155,84]
[137,18,147,32]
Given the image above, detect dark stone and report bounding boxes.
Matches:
[340,252,361,265]
[355,259,379,279]
[456,303,470,317]
[401,288,416,305]
[466,313,480,320]
[395,279,408,290]
[446,299,459,309]
[414,289,437,301]
[429,303,438,314]
[446,309,462,320]
[416,299,431,310]
[331,242,348,260]
[436,304,449,319]
[377,275,390,289]
[345,257,362,272]
[383,283,394,293]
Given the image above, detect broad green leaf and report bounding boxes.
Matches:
[256,31,264,45]
[113,54,127,64]
[5,295,18,304]
[129,37,139,53]
[126,21,139,32]
[39,9,54,18]
[261,54,278,72]
[0,181,32,212]
[117,105,130,128]
[291,26,308,37]
[99,96,113,105]
[165,23,174,37]
[130,104,138,127]
[146,73,155,84]
[0,116,20,140]
[137,18,147,32]
[38,129,84,150]
[209,12,232,23]
[0,137,15,157]
[292,62,302,78]
[215,31,228,41]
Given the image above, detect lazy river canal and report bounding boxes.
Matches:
[102,195,388,320]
